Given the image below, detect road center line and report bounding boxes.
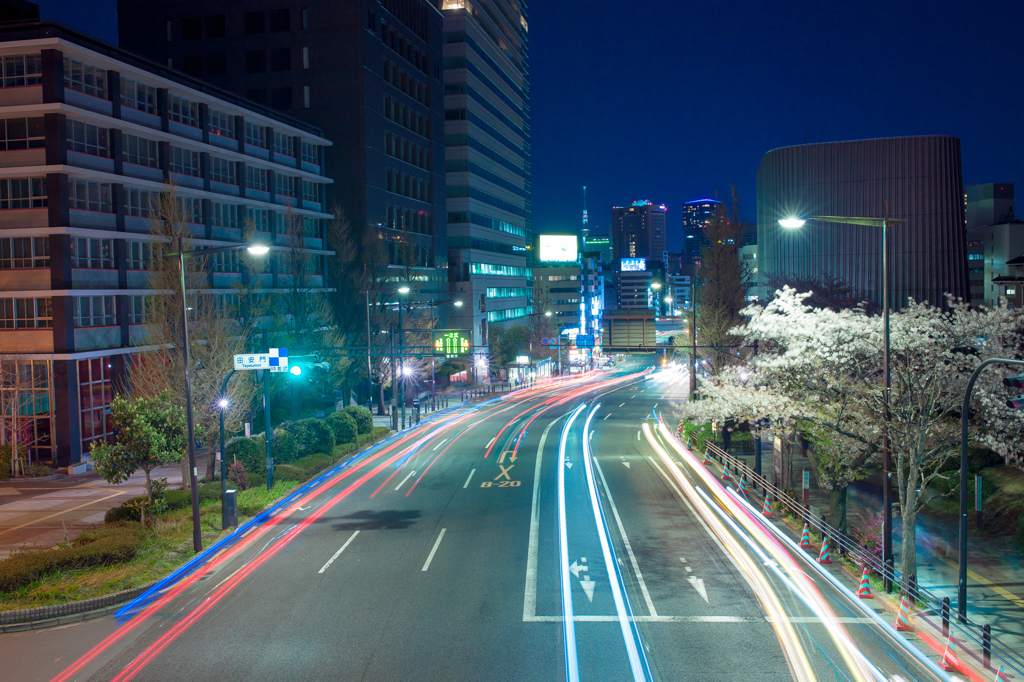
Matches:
[462,468,476,488]
[619,402,625,407]
[593,457,658,617]
[432,438,449,452]
[421,528,447,571]
[394,469,418,491]
[317,531,359,574]
[603,414,611,420]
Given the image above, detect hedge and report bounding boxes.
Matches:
[272,428,297,463]
[344,405,373,434]
[326,411,358,444]
[227,436,266,475]
[285,418,335,456]
[0,525,145,593]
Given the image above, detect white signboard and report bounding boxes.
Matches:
[539,234,578,262]
[233,347,288,371]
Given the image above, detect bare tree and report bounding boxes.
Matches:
[0,353,46,475]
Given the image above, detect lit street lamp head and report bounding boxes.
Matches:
[246,244,270,255]
[398,286,410,294]
[218,398,229,409]
[778,217,806,229]
[651,282,662,290]
[544,311,552,317]
[454,300,464,307]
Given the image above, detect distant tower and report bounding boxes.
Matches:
[582,186,589,237]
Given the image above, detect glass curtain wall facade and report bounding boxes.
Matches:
[440,0,530,352]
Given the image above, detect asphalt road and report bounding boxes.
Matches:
[3,358,945,681]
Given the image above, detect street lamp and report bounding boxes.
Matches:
[395,285,410,429]
[544,311,552,317]
[779,211,904,592]
[454,300,464,307]
[166,239,270,552]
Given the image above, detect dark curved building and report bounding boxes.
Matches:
[756,136,969,308]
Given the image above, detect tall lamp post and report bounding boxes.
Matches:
[166,239,270,552]
[780,212,904,591]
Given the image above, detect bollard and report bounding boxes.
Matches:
[982,624,991,668]
[884,557,894,594]
[223,489,238,528]
[942,596,950,636]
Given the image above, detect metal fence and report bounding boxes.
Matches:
[695,438,1024,677]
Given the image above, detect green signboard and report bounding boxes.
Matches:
[432,329,472,357]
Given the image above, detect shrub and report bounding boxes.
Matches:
[0,525,145,593]
[164,489,191,510]
[272,428,297,463]
[0,444,27,480]
[104,496,148,525]
[285,418,335,456]
[197,484,222,502]
[227,436,265,475]
[227,461,248,491]
[1017,513,1024,552]
[344,405,373,434]
[326,411,358,444]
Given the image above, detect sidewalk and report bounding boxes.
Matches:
[0,457,194,560]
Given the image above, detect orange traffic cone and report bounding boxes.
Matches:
[893,596,913,631]
[817,535,832,564]
[941,633,960,671]
[702,449,710,464]
[856,566,873,598]
[738,473,748,496]
[994,665,1008,681]
[721,462,733,481]
[798,522,812,549]
[762,494,773,517]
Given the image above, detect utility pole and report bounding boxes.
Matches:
[690,268,699,397]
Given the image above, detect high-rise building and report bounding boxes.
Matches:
[966,183,1014,229]
[757,136,969,309]
[439,0,531,352]
[681,198,720,265]
[117,0,450,313]
[611,200,667,267]
[0,20,332,467]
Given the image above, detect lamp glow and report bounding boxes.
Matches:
[453,300,464,307]
[778,218,806,229]
[247,244,270,255]
[398,286,410,294]
[544,311,553,317]
[651,282,662,290]
[218,398,229,409]
[290,365,302,376]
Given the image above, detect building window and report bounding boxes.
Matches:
[70,237,114,268]
[210,156,237,185]
[66,119,111,157]
[246,206,270,232]
[270,48,291,72]
[244,121,268,149]
[209,110,236,139]
[181,17,202,41]
[63,57,106,99]
[0,236,48,269]
[75,296,116,327]
[269,8,289,32]
[213,250,241,273]
[127,240,159,271]
[301,140,319,165]
[302,47,309,69]
[0,116,44,151]
[275,173,295,198]
[168,94,200,127]
[169,146,201,176]
[79,357,113,449]
[122,133,159,168]
[1,54,42,88]
[125,187,155,218]
[301,7,308,29]
[274,132,293,157]
[303,86,310,109]
[182,55,203,77]
[244,11,265,35]
[207,15,227,39]
[176,197,203,224]
[0,297,52,329]
[301,179,321,204]
[213,202,242,229]
[302,217,323,239]
[246,165,269,192]
[69,177,113,212]
[0,176,47,209]
[119,78,156,114]
[128,295,152,324]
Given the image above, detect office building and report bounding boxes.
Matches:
[681,198,720,265]
[756,136,969,309]
[0,20,332,466]
[966,183,1014,229]
[439,0,531,350]
[532,264,581,331]
[117,0,450,314]
[992,254,1023,309]
[611,200,666,266]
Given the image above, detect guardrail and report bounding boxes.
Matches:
[693,438,1024,678]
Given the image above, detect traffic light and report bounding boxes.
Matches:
[1005,374,1024,410]
[288,356,330,381]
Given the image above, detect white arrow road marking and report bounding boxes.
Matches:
[318,530,359,574]
[394,469,417,491]
[565,461,573,469]
[622,461,631,469]
[687,576,708,603]
[524,419,562,621]
[580,576,596,602]
[569,558,588,578]
[462,468,476,488]
[421,528,447,572]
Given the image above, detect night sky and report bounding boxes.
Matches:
[39,0,1024,251]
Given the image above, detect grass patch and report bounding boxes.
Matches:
[0,428,389,611]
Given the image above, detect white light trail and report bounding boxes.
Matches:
[558,404,587,682]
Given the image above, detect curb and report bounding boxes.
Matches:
[0,473,63,485]
[0,580,158,633]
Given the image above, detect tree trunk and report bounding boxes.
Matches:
[376,382,385,415]
[144,466,153,504]
[830,485,848,537]
[181,457,189,490]
[900,505,918,596]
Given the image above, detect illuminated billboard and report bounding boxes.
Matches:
[539,234,579,262]
[620,258,647,272]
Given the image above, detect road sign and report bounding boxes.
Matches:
[575,334,594,348]
[432,329,471,356]
[233,348,288,371]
